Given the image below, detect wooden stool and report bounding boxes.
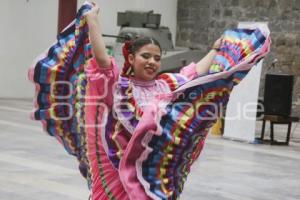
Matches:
[260,115,299,145]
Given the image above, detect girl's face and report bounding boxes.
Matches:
[128,43,162,81]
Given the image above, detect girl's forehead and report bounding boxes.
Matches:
[136,44,161,54]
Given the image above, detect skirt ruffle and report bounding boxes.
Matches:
[28,2,93,187]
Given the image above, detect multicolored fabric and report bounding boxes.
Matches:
[28,0,94,192]
[209,28,267,74]
[117,29,270,200]
[133,72,250,200]
[29,3,131,199]
[28,3,92,159]
[133,29,270,200]
[29,2,271,200]
[157,73,190,91]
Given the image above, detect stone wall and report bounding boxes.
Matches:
[176,0,300,106]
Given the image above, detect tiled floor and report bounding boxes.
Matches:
[1,99,300,200]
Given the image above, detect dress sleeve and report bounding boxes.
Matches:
[157,62,198,91]
[179,62,198,81]
[85,57,119,107]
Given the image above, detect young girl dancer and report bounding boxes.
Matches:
[29,2,271,200]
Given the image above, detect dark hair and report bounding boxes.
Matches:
[129,37,162,54]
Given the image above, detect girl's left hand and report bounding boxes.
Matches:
[212,37,223,51]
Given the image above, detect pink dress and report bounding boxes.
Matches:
[28,4,271,199]
[84,57,198,200]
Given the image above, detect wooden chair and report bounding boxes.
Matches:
[260,115,299,145]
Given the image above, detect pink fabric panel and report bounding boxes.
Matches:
[85,57,119,107]
[85,57,130,200]
[179,62,198,80]
[119,103,161,200]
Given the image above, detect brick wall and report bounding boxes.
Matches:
[177,0,300,103]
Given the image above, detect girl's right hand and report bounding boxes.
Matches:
[86,3,100,20]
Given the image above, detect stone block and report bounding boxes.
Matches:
[270,22,282,32]
[296,34,300,47]
[224,9,233,17]
[292,52,300,69]
[219,0,232,7]
[294,0,300,10]
[278,0,293,12]
[268,0,277,9]
[214,9,221,17]
[209,21,216,28]
[231,0,239,6]
[276,35,287,46]
[277,64,291,74]
[294,22,300,33]
[233,10,243,19]
[217,21,226,28]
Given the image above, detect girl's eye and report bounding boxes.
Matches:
[141,54,150,59]
[154,56,161,62]
[140,53,161,62]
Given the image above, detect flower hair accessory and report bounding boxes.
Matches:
[122,40,134,77]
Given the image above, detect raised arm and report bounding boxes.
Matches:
[195,37,222,76]
[86,4,111,67]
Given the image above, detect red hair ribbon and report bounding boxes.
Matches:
[121,41,134,77]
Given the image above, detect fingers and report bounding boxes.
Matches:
[212,37,223,50]
[86,2,100,17]
[92,2,100,14]
[89,1,99,11]
[91,6,100,15]
[88,1,97,6]
[219,35,224,43]
[217,37,223,43]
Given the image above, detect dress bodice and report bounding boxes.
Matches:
[131,78,171,110]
